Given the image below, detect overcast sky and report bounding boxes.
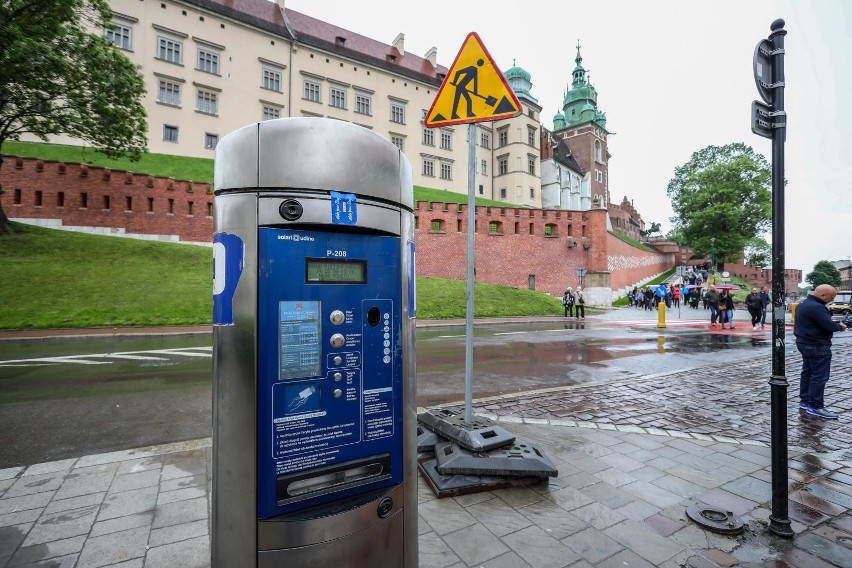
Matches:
[284,0,852,281]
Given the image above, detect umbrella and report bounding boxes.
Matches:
[683,284,702,290]
[715,285,740,291]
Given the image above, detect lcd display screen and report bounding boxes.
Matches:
[305,258,366,284]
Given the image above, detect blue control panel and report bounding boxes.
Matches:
[257,227,403,518]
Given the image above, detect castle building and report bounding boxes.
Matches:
[20,0,643,224]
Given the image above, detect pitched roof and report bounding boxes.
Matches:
[185,0,293,38]
[284,8,448,86]
[182,0,448,86]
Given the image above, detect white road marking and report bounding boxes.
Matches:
[0,347,212,367]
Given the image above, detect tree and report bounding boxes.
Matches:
[805,260,841,288]
[744,237,771,268]
[0,0,148,234]
[666,143,771,265]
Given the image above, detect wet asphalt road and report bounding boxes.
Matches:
[0,309,785,467]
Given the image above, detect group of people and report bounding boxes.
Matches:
[561,287,586,319]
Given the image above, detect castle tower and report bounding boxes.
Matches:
[553,42,611,208]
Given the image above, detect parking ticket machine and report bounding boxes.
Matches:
[212,118,417,567]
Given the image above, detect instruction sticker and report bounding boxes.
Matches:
[330,192,357,225]
[212,232,244,326]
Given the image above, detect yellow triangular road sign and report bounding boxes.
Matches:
[425,32,522,128]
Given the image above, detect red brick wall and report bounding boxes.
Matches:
[605,233,675,290]
[1,156,213,242]
[414,202,660,297]
[2,156,674,298]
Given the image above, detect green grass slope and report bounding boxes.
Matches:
[0,223,563,329]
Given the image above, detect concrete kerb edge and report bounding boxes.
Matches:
[0,437,213,479]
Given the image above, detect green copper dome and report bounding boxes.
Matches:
[559,41,608,130]
[504,59,538,104]
[553,111,566,131]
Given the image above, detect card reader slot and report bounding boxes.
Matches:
[276,454,391,506]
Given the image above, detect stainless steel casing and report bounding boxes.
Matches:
[212,118,416,567]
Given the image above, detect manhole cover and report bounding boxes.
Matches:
[686,503,745,535]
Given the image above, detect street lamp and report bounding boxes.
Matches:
[710,238,715,271]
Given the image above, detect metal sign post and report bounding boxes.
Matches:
[752,18,792,539]
[425,32,522,425]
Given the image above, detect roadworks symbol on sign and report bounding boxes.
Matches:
[424,32,522,128]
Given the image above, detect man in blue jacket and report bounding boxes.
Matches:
[794,284,847,419]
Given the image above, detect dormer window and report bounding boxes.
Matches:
[336,36,346,46]
[387,54,397,62]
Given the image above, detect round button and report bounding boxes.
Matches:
[329,310,345,325]
[334,372,343,382]
[333,356,343,365]
[330,334,345,349]
[383,355,391,364]
[333,389,342,398]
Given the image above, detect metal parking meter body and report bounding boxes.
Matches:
[212,118,417,567]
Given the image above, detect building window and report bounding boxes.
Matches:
[157,80,181,106]
[440,163,452,180]
[355,93,371,115]
[528,156,536,175]
[205,133,218,149]
[545,224,557,236]
[262,105,280,121]
[440,131,452,150]
[125,196,133,211]
[57,192,64,207]
[303,80,321,102]
[157,36,182,64]
[390,103,405,124]
[595,169,603,182]
[528,127,536,147]
[499,188,506,199]
[197,48,220,74]
[481,160,487,175]
[34,191,42,206]
[148,197,154,212]
[430,220,445,232]
[489,221,501,234]
[480,131,490,149]
[163,124,179,143]
[80,192,88,208]
[422,159,434,177]
[498,157,508,175]
[196,89,217,115]
[330,86,346,109]
[105,20,132,50]
[422,128,434,146]
[478,185,484,195]
[391,135,404,151]
[188,201,195,215]
[498,128,508,147]
[595,139,602,162]
[168,198,175,214]
[529,187,535,199]
[207,203,214,216]
[262,67,282,92]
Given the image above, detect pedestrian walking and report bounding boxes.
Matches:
[759,285,771,329]
[575,287,586,319]
[745,287,763,330]
[794,284,847,419]
[562,287,575,318]
[706,286,721,325]
[719,289,735,329]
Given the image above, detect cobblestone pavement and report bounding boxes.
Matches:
[463,342,852,454]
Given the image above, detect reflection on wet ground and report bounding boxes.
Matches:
[415,323,779,406]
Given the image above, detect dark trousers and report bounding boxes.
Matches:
[797,343,832,408]
[575,304,585,318]
[564,305,573,317]
[748,308,761,327]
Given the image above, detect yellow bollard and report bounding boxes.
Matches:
[790,302,798,324]
[657,302,667,328]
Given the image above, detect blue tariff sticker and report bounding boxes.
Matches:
[408,240,416,319]
[212,232,244,326]
[330,191,357,225]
